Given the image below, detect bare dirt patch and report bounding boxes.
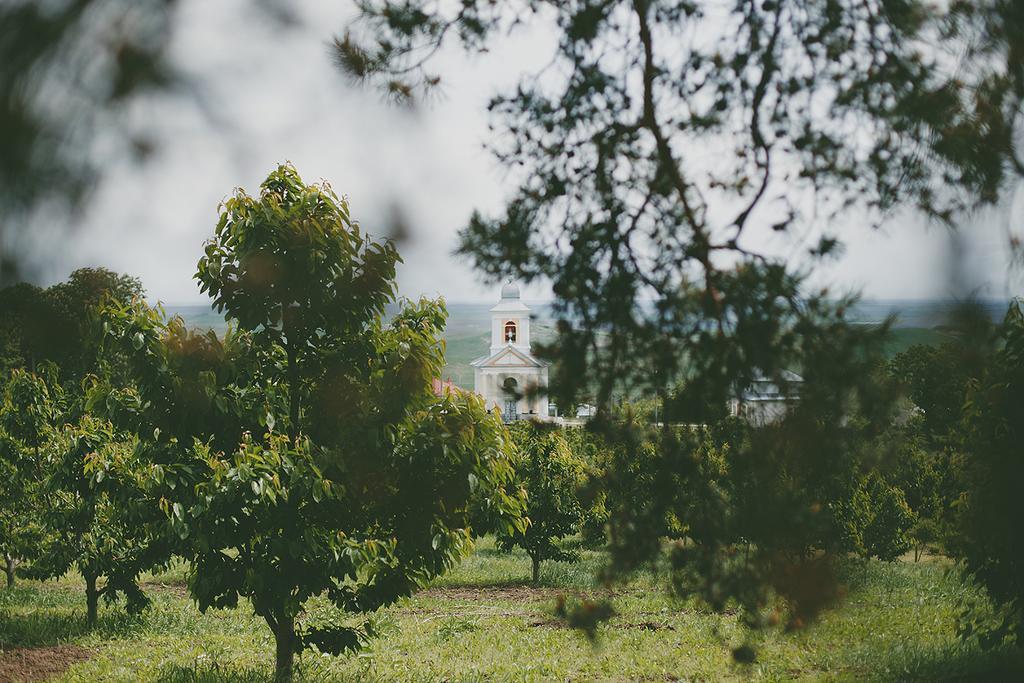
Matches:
[419,585,566,603]
[0,645,92,682]
[418,584,629,603]
[139,581,189,597]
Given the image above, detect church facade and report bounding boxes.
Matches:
[471,283,551,422]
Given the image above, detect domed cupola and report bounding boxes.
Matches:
[500,281,521,300]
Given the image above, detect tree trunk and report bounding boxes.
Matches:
[531,555,540,585]
[4,553,15,588]
[85,573,99,626]
[272,614,296,682]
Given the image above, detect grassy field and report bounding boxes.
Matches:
[2,539,1022,682]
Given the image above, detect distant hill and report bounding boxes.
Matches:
[163,299,1010,390]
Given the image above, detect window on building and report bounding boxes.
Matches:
[504,320,517,343]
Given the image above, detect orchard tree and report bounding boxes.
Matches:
[101,164,525,681]
[561,427,613,547]
[30,414,168,626]
[47,268,145,396]
[500,422,589,584]
[0,366,161,624]
[0,367,60,586]
[0,268,143,388]
[888,343,975,446]
[1,367,60,464]
[886,429,951,560]
[0,284,63,376]
[196,163,398,440]
[833,472,915,563]
[0,430,32,587]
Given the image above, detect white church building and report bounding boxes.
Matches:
[471,283,551,422]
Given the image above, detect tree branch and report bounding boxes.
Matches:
[632,0,709,271]
[730,2,784,241]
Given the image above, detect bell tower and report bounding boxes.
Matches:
[473,282,551,422]
[489,282,531,354]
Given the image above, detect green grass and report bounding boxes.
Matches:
[2,540,1021,681]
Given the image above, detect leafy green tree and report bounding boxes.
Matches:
[0,284,63,376]
[0,364,162,624]
[0,367,62,587]
[1,367,60,461]
[562,427,612,547]
[0,268,142,391]
[500,422,588,584]
[860,474,916,562]
[584,421,681,561]
[196,163,398,440]
[887,432,950,560]
[0,405,46,589]
[888,343,975,446]
[29,414,166,626]
[101,164,525,681]
[0,430,30,587]
[833,468,915,563]
[0,269,151,603]
[955,299,1024,646]
[47,267,144,391]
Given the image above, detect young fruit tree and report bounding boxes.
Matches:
[499,422,588,584]
[0,367,63,588]
[101,164,525,681]
[30,414,168,626]
[0,429,31,588]
[833,471,915,563]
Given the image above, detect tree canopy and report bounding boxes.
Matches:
[96,163,526,680]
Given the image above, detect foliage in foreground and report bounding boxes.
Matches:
[343,0,1024,654]
[955,300,1024,647]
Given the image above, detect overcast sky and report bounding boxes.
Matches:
[38,0,1023,304]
